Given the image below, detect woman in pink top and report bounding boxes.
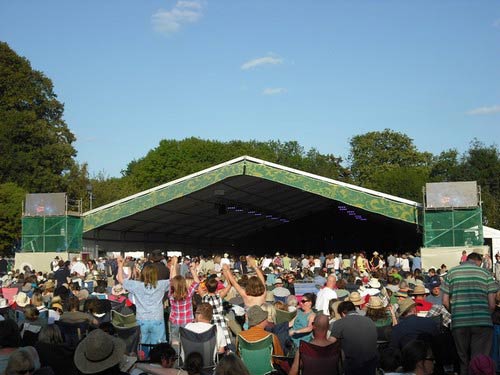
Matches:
[168,257,200,348]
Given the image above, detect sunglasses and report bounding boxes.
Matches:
[301,299,310,303]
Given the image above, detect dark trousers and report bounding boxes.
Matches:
[452,326,493,375]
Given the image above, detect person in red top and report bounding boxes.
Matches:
[412,285,433,315]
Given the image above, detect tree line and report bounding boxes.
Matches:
[1,42,499,254]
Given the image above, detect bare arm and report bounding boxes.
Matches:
[116,256,125,284]
[248,257,266,285]
[218,280,233,299]
[290,312,315,335]
[170,257,178,279]
[222,264,247,298]
[289,349,300,375]
[489,292,496,312]
[190,263,200,284]
[442,292,450,311]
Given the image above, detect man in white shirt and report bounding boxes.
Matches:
[184,302,226,357]
[70,258,87,277]
[315,275,338,316]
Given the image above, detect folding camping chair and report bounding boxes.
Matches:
[298,340,341,375]
[179,325,218,370]
[237,334,274,375]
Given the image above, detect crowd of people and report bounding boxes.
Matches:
[0,249,499,375]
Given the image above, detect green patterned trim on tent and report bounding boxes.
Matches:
[244,163,419,224]
[83,163,244,232]
[84,158,420,233]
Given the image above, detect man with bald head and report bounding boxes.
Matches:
[315,274,338,315]
[289,315,335,375]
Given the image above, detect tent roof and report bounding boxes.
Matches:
[82,156,421,250]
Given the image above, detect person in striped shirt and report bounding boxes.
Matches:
[441,252,498,375]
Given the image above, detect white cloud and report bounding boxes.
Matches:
[262,87,287,96]
[466,105,500,116]
[241,56,283,70]
[152,0,204,35]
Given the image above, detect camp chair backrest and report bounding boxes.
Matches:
[116,325,141,355]
[111,309,137,328]
[55,320,89,347]
[275,309,297,324]
[238,334,274,375]
[179,325,218,369]
[299,340,341,375]
[2,287,18,304]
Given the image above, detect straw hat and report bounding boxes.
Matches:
[366,296,385,309]
[74,329,126,374]
[411,285,429,296]
[348,291,363,306]
[398,298,416,317]
[43,280,55,290]
[14,292,30,307]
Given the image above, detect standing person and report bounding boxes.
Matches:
[116,255,170,348]
[441,252,498,375]
[495,253,500,281]
[168,257,200,349]
[202,277,232,348]
[143,250,170,280]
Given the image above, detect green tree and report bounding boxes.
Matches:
[0,42,77,193]
[428,149,461,182]
[369,166,429,202]
[123,137,347,191]
[0,183,26,255]
[348,129,432,186]
[460,140,500,229]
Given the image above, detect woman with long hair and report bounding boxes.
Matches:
[117,255,171,348]
[168,257,200,349]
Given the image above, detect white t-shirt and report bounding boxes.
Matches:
[315,287,338,316]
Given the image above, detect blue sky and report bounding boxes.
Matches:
[1,1,499,177]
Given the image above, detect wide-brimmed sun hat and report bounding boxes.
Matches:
[366,296,385,309]
[247,305,268,327]
[411,285,430,296]
[14,292,30,307]
[368,278,381,289]
[398,298,416,317]
[74,329,126,374]
[348,291,363,306]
